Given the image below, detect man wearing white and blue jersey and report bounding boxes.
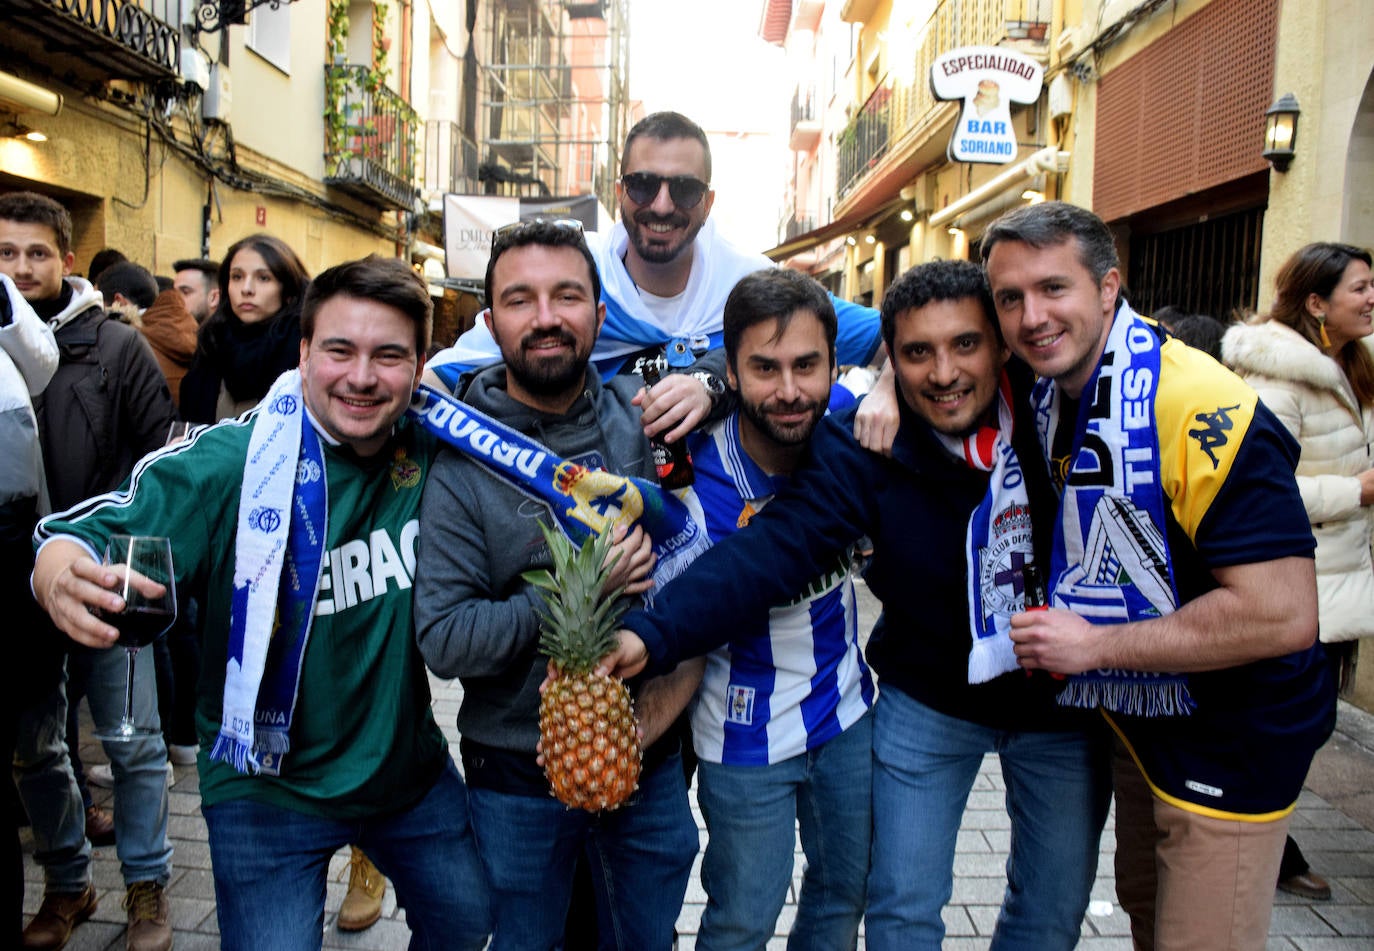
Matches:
[604,261,1113,950]
[684,268,874,950]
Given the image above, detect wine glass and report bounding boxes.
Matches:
[95,535,177,743]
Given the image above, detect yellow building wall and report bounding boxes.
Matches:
[1260,0,1374,311]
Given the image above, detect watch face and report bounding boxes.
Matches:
[693,372,725,395]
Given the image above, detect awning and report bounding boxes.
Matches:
[765,198,907,263]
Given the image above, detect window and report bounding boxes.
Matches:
[246,1,292,74]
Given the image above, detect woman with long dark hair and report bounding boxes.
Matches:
[1222,241,1374,901]
[180,234,310,423]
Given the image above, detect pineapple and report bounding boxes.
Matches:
[524,522,642,811]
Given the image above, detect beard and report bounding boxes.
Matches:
[503,329,591,398]
[623,208,706,265]
[738,393,827,447]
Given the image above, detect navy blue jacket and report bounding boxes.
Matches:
[625,361,1097,732]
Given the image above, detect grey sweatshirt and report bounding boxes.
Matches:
[413,363,655,755]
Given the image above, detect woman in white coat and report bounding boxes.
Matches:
[1222,241,1374,901]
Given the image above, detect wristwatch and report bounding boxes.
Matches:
[690,371,727,400]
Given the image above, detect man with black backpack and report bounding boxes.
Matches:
[0,191,175,951]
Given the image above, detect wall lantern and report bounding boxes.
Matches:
[1262,93,1300,173]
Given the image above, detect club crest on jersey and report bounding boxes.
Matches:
[979,503,1035,613]
[726,685,755,725]
[390,448,422,490]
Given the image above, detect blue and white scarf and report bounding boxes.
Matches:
[212,371,328,775]
[1034,303,1193,716]
[933,374,1035,684]
[212,372,711,778]
[407,383,710,595]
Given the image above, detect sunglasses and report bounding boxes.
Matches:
[619,172,710,210]
[492,217,585,241]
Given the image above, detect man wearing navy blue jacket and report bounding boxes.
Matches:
[604,260,1111,950]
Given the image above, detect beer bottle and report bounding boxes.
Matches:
[640,359,694,489]
[1022,562,1047,610]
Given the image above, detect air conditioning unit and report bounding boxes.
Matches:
[202,64,231,122]
[180,48,209,92]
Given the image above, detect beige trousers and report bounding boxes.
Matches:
[1112,739,1290,951]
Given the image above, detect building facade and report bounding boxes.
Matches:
[764,0,1374,708]
[0,0,630,347]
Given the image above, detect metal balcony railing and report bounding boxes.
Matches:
[836,82,892,199]
[424,120,482,196]
[785,212,818,241]
[324,65,420,211]
[792,84,817,128]
[4,0,179,81]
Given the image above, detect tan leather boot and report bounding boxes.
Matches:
[337,846,386,931]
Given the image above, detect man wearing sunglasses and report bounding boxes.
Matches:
[428,112,889,449]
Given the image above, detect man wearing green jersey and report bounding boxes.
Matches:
[31,256,491,951]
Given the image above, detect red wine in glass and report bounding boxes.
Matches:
[112,605,176,649]
[96,535,176,742]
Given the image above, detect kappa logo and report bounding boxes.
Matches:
[247,506,283,533]
[1187,404,1240,469]
[271,395,298,415]
[296,458,322,485]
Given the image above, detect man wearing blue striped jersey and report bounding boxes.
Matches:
[685,268,874,950]
[983,201,1334,950]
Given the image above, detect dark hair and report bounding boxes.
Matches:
[302,255,433,355]
[1269,242,1374,406]
[216,234,310,323]
[173,258,220,281]
[980,201,1120,286]
[722,269,836,373]
[1168,314,1224,360]
[621,111,712,182]
[484,220,601,310]
[155,275,174,292]
[1151,305,1189,332]
[95,261,158,309]
[88,248,128,282]
[0,191,73,255]
[880,259,997,352]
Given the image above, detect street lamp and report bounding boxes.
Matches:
[1263,93,1300,173]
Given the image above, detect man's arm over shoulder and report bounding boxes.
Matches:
[623,410,875,676]
[413,452,544,679]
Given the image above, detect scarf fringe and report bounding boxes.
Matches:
[967,634,1020,685]
[209,732,261,775]
[643,529,713,608]
[1055,677,1196,716]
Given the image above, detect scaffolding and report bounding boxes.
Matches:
[481,0,630,209]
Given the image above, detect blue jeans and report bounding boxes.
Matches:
[696,710,872,951]
[203,756,490,951]
[866,688,1110,951]
[468,751,698,950]
[14,644,172,889]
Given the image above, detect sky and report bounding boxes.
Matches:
[626,0,793,252]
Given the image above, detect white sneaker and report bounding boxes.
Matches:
[167,744,197,766]
[86,762,174,789]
